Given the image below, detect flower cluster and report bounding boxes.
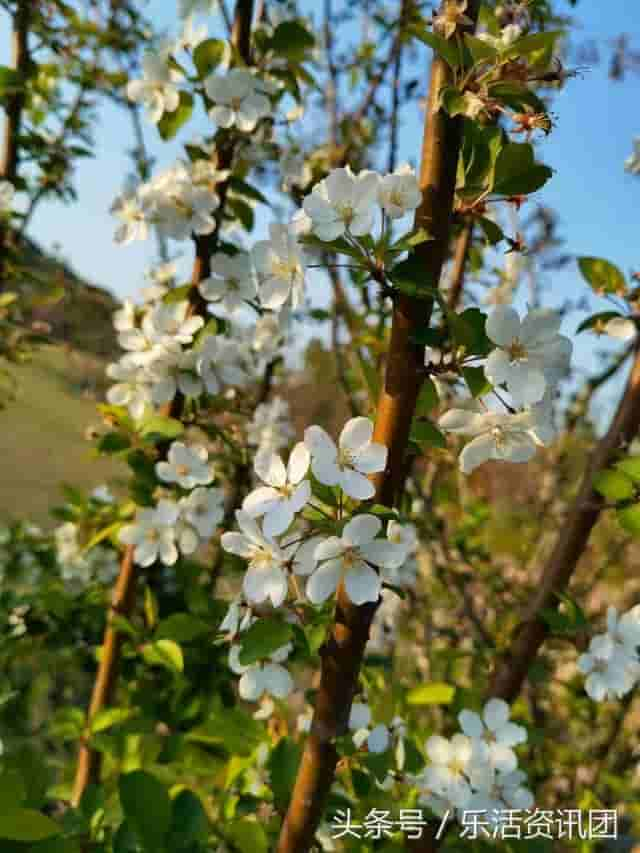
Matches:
[440,306,572,473]
[413,699,533,824]
[119,442,224,566]
[578,605,640,701]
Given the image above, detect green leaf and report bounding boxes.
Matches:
[477,216,504,246]
[96,431,131,454]
[269,20,315,61]
[0,770,26,811]
[462,366,491,398]
[0,810,60,841]
[416,377,439,415]
[142,639,184,674]
[448,307,491,355]
[487,81,547,114]
[238,618,293,666]
[119,771,171,849]
[412,27,461,69]
[267,737,301,811]
[390,255,436,296]
[617,504,640,535]
[440,86,467,117]
[156,613,211,643]
[167,790,208,845]
[193,38,226,77]
[186,699,264,756]
[226,819,269,853]
[90,707,136,734]
[157,91,193,141]
[0,66,21,97]
[464,34,498,63]
[228,176,269,206]
[407,682,456,705]
[593,470,635,502]
[492,142,552,196]
[410,419,447,449]
[507,31,564,61]
[540,593,589,636]
[615,457,640,483]
[576,311,622,334]
[577,257,627,296]
[138,414,184,441]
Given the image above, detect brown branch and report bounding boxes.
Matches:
[446,221,472,310]
[490,346,640,703]
[70,0,256,807]
[0,0,32,287]
[275,5,479,851]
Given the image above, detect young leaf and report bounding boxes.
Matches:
[406,682,456,705]
[593,470,635,502]
[193,38,226,77]
[492,142,552,196]
[238,617,293,666]
[577,257,627,296]
[157,91,193,141]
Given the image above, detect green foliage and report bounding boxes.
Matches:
[406,683,456,706]
[119,771,172,849]
[238,617,293,665]
[577,257,627,295]
[157,92,194,141]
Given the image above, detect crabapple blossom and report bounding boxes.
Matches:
[304,416,387,500]
[146,346,203,405]
[458,698,527,773]
[432,0,473,39]
[196,334,250,394]
[477,23,522,49]
[349,702,391,754]
[180,487,225,537]
[484,306,572,407]
[204,68,271,132]
[243,443,311,537]
[247,397,295,453]
[119,500,180,567]
[377,163,421,219]
[252,223,307,310]
[604,316,637,341]
[198,251,257,313]
[439,408,547,474]
[111,192,150,244]
[578,606,640,701]
[156,442,213,489]
[302,166,380,241]
[219,598,253,638]
[228,643,293,702]
[283,535,323,578]
[307,514,405,606]
[106,359,151,420]
[221,511,289,607]
[126,50,182,124]
[0,180,15,211]
[423,734,477,808]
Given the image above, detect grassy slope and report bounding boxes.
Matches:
[0,346,121,525]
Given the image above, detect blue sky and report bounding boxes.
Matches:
[1,0,638,409]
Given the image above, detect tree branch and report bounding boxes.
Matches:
[490,345,640,703]
[275,5,479,850]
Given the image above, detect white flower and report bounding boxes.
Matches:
[577,634,632,701]
[485,306,572,407]
[477,23,522,49]
[424,734,476,809]
[283,534,323,577]
[106,358,151,420]
[458,699,527,774]
[604,317,637,341]
[243,443,311,537]
[386,520,418,560]
[348,703,390,754]
[196,334,250,394]
[607,605,640,658]
[304,416,387,500]
[181,486,224,537]
[156,442,213,489]
[0,180,15,212]
[248,397,294,453]
[229,643,293,701]
[127,51,181,124]
[221,511,289,607]
[281,149,312,191]
[219,598,253,637]
[205,68,271,132]
[303,166,380,241]
[307,514,404,606]
[119,500,180,567]
[147,346,203,405]
[439,408,545,474]
[625,138,640,175]
[199,252,257,312]
[377,164,421,219]
[111,192,149,244]
[142,300,204,348]
[252,223,307,310]
[114,301,136,333]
